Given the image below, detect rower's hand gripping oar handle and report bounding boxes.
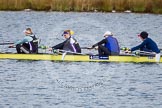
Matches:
[8,46,15,48]
[120,47,132,54]
[120,47,130,51]
[39,45,49,49]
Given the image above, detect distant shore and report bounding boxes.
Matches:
[0,0,162,14]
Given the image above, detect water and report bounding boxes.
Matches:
[0,11,162,108]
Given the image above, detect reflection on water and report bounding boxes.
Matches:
[0,12,162,107]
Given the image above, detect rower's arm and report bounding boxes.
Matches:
[14,36,33,45]
[92,39,107,47]
[131,40,146,51]
[52,41,66,49]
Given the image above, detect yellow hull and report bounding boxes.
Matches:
[0,53,161,63]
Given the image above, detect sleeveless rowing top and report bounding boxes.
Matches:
[104,36,120,53]
[29,34,38,53]
[63,37,81,53]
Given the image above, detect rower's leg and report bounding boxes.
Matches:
[31,42,38,54]
[16,44,22,53]
[20,46,30,54]
[35,43,38,53]
[98,45,110,56]
[21,43,30,54]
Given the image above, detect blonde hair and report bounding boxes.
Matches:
[64,29,74,35]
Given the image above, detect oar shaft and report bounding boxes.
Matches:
[58,49,88,55]
[138,51,155,54]
[81,47,94,49]
[0,42,14,45]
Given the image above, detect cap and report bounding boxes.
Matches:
[62,30,74,36]
[103,31,113,37]
[62,31,69,36]
[138,31,148,39]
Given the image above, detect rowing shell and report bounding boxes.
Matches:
[0,53,161,63]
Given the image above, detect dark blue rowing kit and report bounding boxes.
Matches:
[92,36,120,56]
[131,38,160,53]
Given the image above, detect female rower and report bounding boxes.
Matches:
[49,30,81,53]
[9,28,39,53]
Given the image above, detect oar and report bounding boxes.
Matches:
[134,51,155,56]
[55,49,89,60]
[0,42,14,45]
[121,47,162,51]
[61,52,67,60]
[8,45,50,49]
[81,47,93,50]
[58,49,88,55]
[127,50,162,56]
[38,45,89,54]
[39,45,94,51]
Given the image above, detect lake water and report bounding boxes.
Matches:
[0,11,162,108]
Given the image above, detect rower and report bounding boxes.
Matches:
[130,31,160,62]
[49,30,81,53]
[91,31,120,56]
[9,28,39,54]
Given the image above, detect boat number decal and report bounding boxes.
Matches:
[89,55,109,60]
[148,56,154,59]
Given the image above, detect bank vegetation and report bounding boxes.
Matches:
[0,0,162,14]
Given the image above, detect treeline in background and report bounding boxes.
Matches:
[0,0,162,14]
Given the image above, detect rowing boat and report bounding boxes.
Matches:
[0,53,161,63]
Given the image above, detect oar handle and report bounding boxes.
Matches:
[81,47,93,49]
[120,47,130,51]
[38,45,50,49]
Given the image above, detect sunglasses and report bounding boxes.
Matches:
[63,34,68,36]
